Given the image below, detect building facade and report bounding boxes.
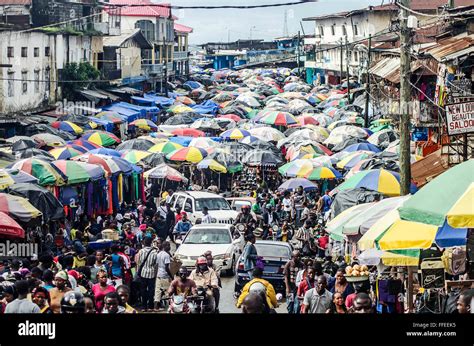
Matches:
[174,23,192,77]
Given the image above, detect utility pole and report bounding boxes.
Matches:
[340,39,344,85]
[346,36,351,103]
[297,30,301,75]
[364,34,372,128]
[399,0,412,198]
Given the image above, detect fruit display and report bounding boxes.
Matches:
[345,264,370,277]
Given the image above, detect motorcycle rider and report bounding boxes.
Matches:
[203,251,221,313]
[236,267,278,311]
[60,291,86,314]
[189,257,219,313]
[233,205,257,235]
[262,204,279,240]
[168,267,197,297]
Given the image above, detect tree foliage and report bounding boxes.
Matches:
[61,62,100,99]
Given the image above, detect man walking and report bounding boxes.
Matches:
[154,241,173,311]
[135,237,159,312]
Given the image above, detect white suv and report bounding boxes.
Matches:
[168,191,238,224]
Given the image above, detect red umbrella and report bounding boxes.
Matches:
[0,211,25,238]
[218,114,242,122]
[290,115,320,127]
[171,128,205,137]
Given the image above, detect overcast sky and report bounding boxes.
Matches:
[162,0,383,44]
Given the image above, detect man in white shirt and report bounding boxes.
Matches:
[201,207,213,224]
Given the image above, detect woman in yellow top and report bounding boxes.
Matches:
[236,267,278,310]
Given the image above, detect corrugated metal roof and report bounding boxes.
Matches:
[369,57,437,84]
[425,33,474,62]
[103,29,152,48]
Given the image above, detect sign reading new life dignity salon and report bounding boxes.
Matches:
[445,101,474,135]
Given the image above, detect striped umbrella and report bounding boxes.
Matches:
[336,151,374,170]
[95,111,125,124]
[248,127,286,142]
[51,121,84,135]
[0,193,42,222]
[82,131,121,147]
[144,163,188,183]
[49,145,88,160]
[257,111,298,127]
[51,160,105,184]
[220,129,250,140]
[171,128,205,137]
[0,170,15,190]
[305,166,342,181]
[70,139,102,150]
[120,150,152,164]
[218,114,242,122]
[278,159,315,178]
[293,115,319,127]
[175,96,195,105]
[0,211,25,238]
[129,119,158,131]
[197,159,227,173]
[166,147,208,164]
[73,154,133,175]
[9,158,66,186]
[149,141,183,154]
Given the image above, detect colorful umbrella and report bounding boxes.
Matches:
[218,114,242,122]
[89,148,122,157]
[189,137,219,149]
[0,170,15,190]
[305,166,342,181]
[166,147,208,164]
[9,158,66,186]
[51,160,105,184]
[144,163,188,183]
[293,115,319,127]
[171,128,205,137]
[331,169,416,197]
[336,151,374,170]
[278,160,315,178]
[175,96,196,105]
[278,178,318,192]
[51,121,84,135]
[220,129,250,140]
[70,139,102,150]
[148,141,183,154]
[49,146,86,160]
[399,159,474,228]
[357,248,420,266]
[95,111,124,124]
[73,154,133,175]
[343,142,381,153]
[32,134,66,147]
[0,193,42,222]
[0,211,24,238]
[120,150,152,164]
[197,159,227,173]
[326,203,375,241]
[248,127,285,142]
[169,105,195,114]
[257,111,298,127]
[82,131,121,147]
[129,119,158,132]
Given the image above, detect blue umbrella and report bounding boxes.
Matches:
[169,136,193,147]
[344,143,381,153]
[278,178,318,191]
[240,136,261,144]
[90,148,122,157]
[435,221,467,248]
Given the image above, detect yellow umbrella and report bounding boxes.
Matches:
[172,105,194,114]
[377,220,438,251]
[0,170,15,190]
[358,209,400,251]
[446,182,474,228]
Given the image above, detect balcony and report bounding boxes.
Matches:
[173,51,189,60]
[142,63,174,77]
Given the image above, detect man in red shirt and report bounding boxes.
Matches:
[297,267,315,312]
[317,231,329,258]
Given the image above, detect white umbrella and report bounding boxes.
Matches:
[248,127,285,142]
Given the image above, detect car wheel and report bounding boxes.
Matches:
[226,256,235,276]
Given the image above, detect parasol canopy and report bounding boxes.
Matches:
[278,178,318,192]
[51,160,105,184]
[242,149,283,167]
[0,193,42,222]
[144,163,188,183]
[116,138,155,151]
[51,121,84,135]
[128,119,158,132]
[0,211,25,238]
[197,159,227,173]
[220,129,250,140]
[166,147,208,164]
[9,158,66,186]
[120,150,152,164]
[82,131,121,147]
[171,128,205,137]
[149,141,184,154]
[305,166,342,181]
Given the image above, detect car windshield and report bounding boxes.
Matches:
[255,244,291,259]
[183,228,231,244]
[195,198,231,211]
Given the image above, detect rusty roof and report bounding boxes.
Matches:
[369,57,437,84]
[425,33,474,62]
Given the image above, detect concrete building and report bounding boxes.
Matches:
[174,23,192,77]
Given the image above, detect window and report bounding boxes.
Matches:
[34,47,39,57]
[183,229,231,245]
[184,198,193,213]
[175,195,186,210]
[318,26,324,37]
[7,47,13,58]
[195,198,231,211]
[353,24,359,36]
[342,25,347,36]
[21,71,27,94]
[135,20,155,42]
[45,47,50,57]
[45,67,50,93]
[7,72,14,97]
[331,25,335,36]
[34,70,40,93]
[21,47,27,57]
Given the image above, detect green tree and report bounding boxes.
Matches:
[61,62,100,100]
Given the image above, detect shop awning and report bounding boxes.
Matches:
[425,33,474,62]
[411,149,449,188]
[369,57,437,83]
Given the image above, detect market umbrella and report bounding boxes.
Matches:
[9,158,66,186]
[51,160,105,184]
[169,104,195,114]
[120,150,152,165]
[313,114,333,127]
[175,96,196,105]
[0,211,25,238]
[305,166,342,181]
[95,111,124,124]
[357,248,420,266]
[331,169,417,197]
[4,169,38,185]
[70,139,102,151]
[278,178,318,192]
[248,127,285,142]
[51,121,84,135]
[148,141,183,155]
[242,149,283,167]
[278,159,315,178]
[197,159,227,173]
[163,113,194,125]
[292,115,319,127]
[0,170,15,190]
[11,139,37,152]
[367,129,398,149]
[218,114,242,122]
[240,136,262,145]
[32,133,66,147]
[8,183,64,221]
[15,148,55,160]
[89,148,122,157]
[49,145,87,160]
[191,119,221,132]
[336,151,374,170]
[343,142,381,153]
[128,119,158,132]
[139,152,165,167]
[73,154,133,175]
[189,137,219,150]
[257,111,298,127]
[171,128,205,138]
[116,138,154,151]
[166,147,208,164]
[220,129,250,140]
[82,131,121,147]
[6,136,33,144]
[326,203,375,242]
[0,193,42,222]
[324,125,368,147]
[399,159,474,228]
[144,163,188,183]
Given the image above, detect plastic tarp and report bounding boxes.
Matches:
[103,105,142,122]
[144,94,175,107]
[190,100,219,115]
[331,188,383,217]
[116,102,159,121]
[89,117,114,132]
[169,136,193,147]
[8,183,64,221]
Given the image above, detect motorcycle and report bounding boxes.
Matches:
[168,294,195,314]
[192,286,216,314]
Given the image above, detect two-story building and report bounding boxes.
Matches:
[174,23,192,78]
